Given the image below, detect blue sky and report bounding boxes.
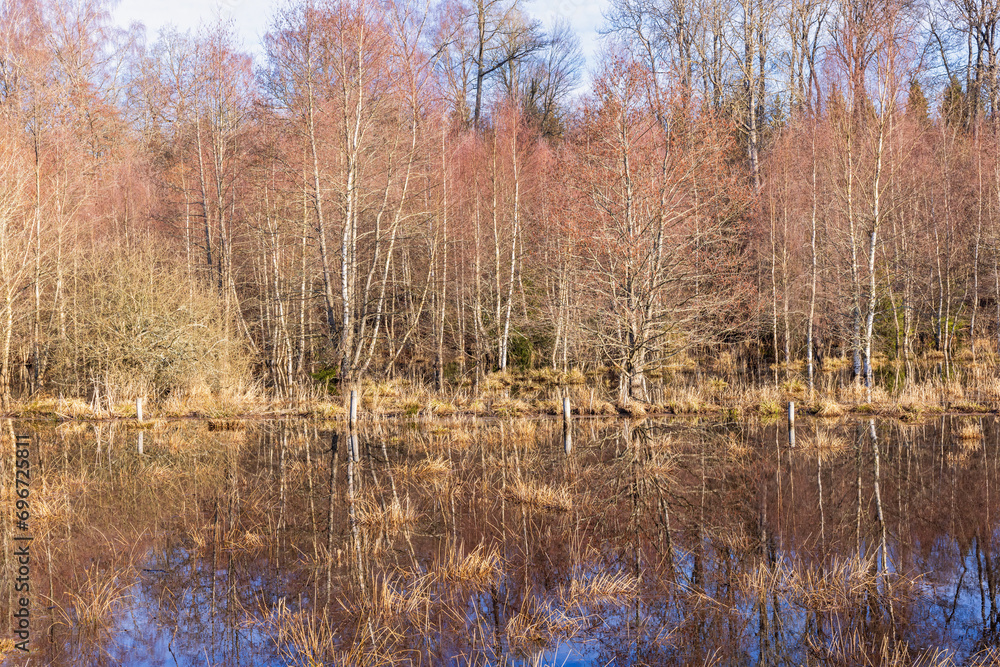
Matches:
[113,0,610,70]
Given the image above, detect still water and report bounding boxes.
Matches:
[0,415,998,665]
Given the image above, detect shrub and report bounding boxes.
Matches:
[49,244,249,401]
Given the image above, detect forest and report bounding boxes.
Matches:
[0,0,998,415]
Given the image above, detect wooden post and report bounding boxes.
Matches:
[138,431,144,455]
[562,397,571,428]
[349,389,358,429]
[136,396,144,422]
[788,401,795,447]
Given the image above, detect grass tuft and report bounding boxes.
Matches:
[505,478,573,511]
[813,398,845,418]
[563,571,638,608]
[437,543,502,587]
[956,420,983,440]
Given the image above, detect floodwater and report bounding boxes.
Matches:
[0,415,999,665]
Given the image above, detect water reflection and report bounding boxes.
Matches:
[2,416,1000,664]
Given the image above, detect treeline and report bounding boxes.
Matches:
[0,0,997,404]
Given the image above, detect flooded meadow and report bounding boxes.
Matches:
[0,415,999,665]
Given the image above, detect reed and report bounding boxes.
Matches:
[505,600,580,652]
[0,639,16,660]
[267,600,337,667]
[956,420,983,440]
[396,456,451,480]
[436,543,503,587]
[56,564,135,636]
[356,495,421,528]
[800,429,849,457]
[505,478,573,511]
[562,571,638,608]
[813,397,846,418]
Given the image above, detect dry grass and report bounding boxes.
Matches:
[562,571,638,608]
[968,648,1000,666]
[505,600,581,651]
[822,356,852,371]
[727,438,752,459]
[512,419,539,443]
[588,399,618,415]
[618,399,648,417]
[312,401,346,419]
[396,456,451,480]
[813,397,846,418]
[955,420,983,440]
[207,418,246,431]
[505,478,573,511]
[480,371,513,394]
[55,564,135,636]
[640,451,677,478]
[741,554,882,613]
[265,599,337,666]
[436,543,503,587]
[972,375,1000,401]
[758,399,782,417]
[22,395,96,419]
[664,385,706,414]
[31,490,71,528]
[493,398,532,417]
[781,377,806,394]
[427,398,457,416]
[817,631,948,667]
[157,380,266,417]
[355,495,420,528]
[363,572,431,621]
[895,380,942,408]
[229,530,267,552]
[16,348,1000,422]
[800,429,850,457]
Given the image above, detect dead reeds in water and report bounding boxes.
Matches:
[740,553,919,621]
[394,455,451,480]
[813,397,846,418]
[956,420,983,441]
[54,564,135,637]
[265,600,337,666]
[800,429,849,459]
[562,570,638,609]
[436,543,503,587]
[505,478,573,511]
[355,495,420,528]
[505,599,581,652]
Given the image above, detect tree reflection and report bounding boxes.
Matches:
[5,416,1000,665]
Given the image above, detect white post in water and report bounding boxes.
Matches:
[563,397,573,456]
[788,401,796,447]
[349,389,358,429]
[350,432,360,463]
[136,396,144,422]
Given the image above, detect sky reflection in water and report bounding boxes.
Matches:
[1,415,997,665]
